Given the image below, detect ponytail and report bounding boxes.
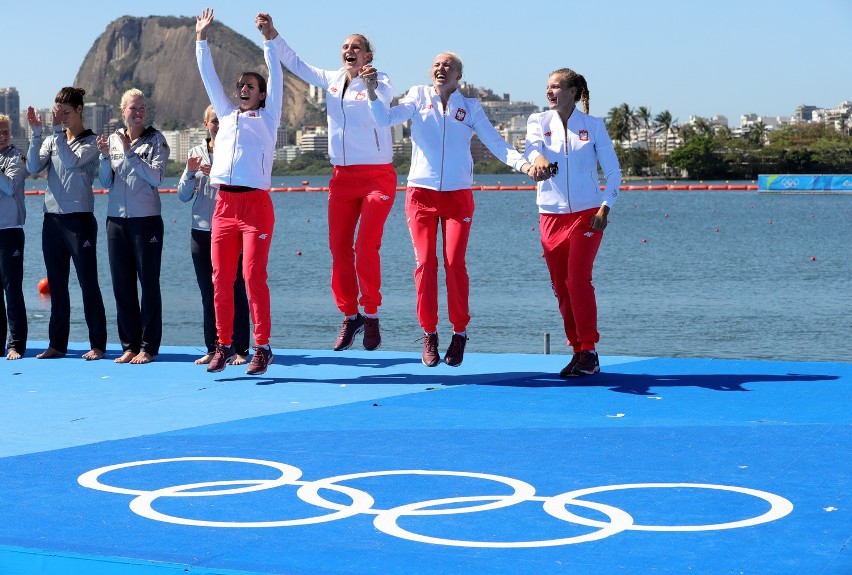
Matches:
[577,77,590,114]
[550,68,590,113]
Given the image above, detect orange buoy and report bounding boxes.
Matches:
[301,180,309,185]
[810,256,816,261]
[296,251,302,256]
[38,277,50,295]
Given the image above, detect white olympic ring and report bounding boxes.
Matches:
[78,457,794,548]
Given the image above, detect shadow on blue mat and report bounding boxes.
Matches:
[215,370,838,395]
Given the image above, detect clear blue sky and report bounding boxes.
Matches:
[7,0,851,126]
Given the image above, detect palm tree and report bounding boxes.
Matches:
[606,106,630,145]
[618,102,636,143]
[636,106,652,148]
[748,121,768,147]
[653,110,677,155]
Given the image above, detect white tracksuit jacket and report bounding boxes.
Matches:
[525,109,621,214]
[369,86,527,191]
[196,39,282,190]
[270,35,393,166]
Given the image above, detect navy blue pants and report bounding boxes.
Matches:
[0,228,27,355]
[107,216,163,356]
[42,213,107,354]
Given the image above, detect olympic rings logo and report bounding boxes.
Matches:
[780,177,800,189]
[78,457,794,548]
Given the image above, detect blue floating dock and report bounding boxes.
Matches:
[1,345,850,574]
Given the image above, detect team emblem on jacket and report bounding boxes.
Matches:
[455,109,467,121]
[579,129,589,141]
[330,87,338,93]
[355,92,366,101]
[544,131,552,137]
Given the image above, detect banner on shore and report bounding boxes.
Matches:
[759,175,852,191]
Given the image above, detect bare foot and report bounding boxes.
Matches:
[36,347,66,359]
[82,348,104,361]
[229,354,248,366]
[195,353,214,365]
[115,350,136,363]
[6,349,22,360]
[130,351,153,364]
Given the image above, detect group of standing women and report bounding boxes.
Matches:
[20,86,167,365]
[0,9,621,379]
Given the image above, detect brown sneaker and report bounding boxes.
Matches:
[567,350,600,377]
[246,345,273,375]
[362,316,381,351]
[420,332,440,367]
[334,314,364,351]
[444,334,468,367]
[206,343,235,373]
[559,353,581,378]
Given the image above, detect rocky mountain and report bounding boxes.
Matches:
[73,15,322,131]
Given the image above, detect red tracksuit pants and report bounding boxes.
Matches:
[405,187,473,334]
[540,208,603,352]
[328,164,397,316]
[211,189,275,347]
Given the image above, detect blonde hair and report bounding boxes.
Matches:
[0,113,10,126]
[550,68,590,114]
[203,104,216,123]
[433,52,463,78]
[119,88,145,112]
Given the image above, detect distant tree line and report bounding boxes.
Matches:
[605,103,852,179]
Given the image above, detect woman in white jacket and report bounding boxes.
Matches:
[363,53,532,368]
[176,105,250,366]
[268,27,396,352]
[526,68,622,378]
[194,9,282,376]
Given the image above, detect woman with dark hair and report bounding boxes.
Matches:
[195,8,283,375]
[177,104,250,366]
[525,68,622,378]
[26,87,107,361]
[0,113,27,360]
[97,88,170,365]
[267,25,396,352]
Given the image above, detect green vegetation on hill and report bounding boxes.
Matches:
[606,104,852,179]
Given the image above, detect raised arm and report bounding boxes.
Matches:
[257,13,283,127]
[266,25,333,89]
[25,107,49,174]
[195,8,236,118]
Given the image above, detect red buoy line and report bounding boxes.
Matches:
[24,183,759,195]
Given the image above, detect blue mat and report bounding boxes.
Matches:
[1,346,849,574]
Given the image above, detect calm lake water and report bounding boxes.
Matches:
[17,174,852,363]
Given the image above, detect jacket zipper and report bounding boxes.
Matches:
[340,90,347,165]
[563,120,572,212]
[373,128,380,152]
[439,95,447,191]
[229,110,239,185]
